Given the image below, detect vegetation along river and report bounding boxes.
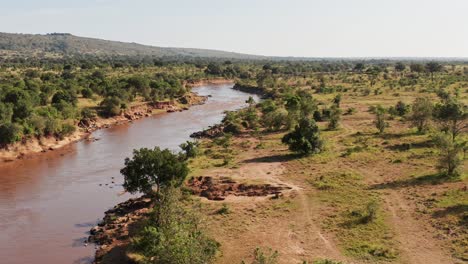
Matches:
[0,84,258,264]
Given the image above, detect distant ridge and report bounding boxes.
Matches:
[0,32,466,62]
[0,32,264,59]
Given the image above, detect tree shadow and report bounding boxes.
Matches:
[370,173,451,190]
[386,139,434,151]
[432,204,468,220]
[243,153,301,163]
[75,221,99,228]
[381,131,418,140]
[73,256,93,264]
[99,245,129,264]
[71,236,89,247]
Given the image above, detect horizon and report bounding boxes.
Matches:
[2,0,468,58]
[2,31,468,61]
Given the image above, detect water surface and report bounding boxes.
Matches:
[0,84,257,264]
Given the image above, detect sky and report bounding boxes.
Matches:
[1,0,467,57]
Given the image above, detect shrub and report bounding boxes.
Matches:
[0,123,23,146]
[57,123,76,139]
[130,186,219,264]
[242,248,279,264]
[100,96,123,117]
[282,118,323,155]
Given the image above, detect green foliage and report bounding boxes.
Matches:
[241,248,279,264]
[0,103,13,124]
[373,106,388,134]
[100,96,123,117]
[410,97,433,133]
[121,147,189,195]
[215,204,230,215]
[131,186,219,264]
[80,108,97,119]
[81,88,93,98]
[394,101,409,116]
[327,104,341,130]
[262,108,288,131]
[0,123,23,146]
[434,99,467,140]
[432,133,464,177]
[179,141,199,160]
[282,118,323,155]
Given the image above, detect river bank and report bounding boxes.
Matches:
[0,79,234,164]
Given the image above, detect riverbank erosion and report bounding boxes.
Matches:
[89,196,154,264]
[0,84,226,163]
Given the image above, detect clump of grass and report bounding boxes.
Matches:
[312,172,398,261]
[215,204,231,215]
[241,247,279,264]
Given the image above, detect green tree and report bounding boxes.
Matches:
[434,99,467,141]
[374,106,388,134]
[100,96,123,117]
[282,118,323,155]
[395,101,409,116]
[263,108,288,131]
[354,63,365,72]
[410,63,425,73]
[131,186,219,264]
[327,104,341,130]
[120,147,189,196]
[332,94,342,108]
[179,141,199,160]
[433,133,463,177]
[51,90,77,106]
[0,123,22,146]
[0,103,13,125]
[410,97,433,133]
[395,62,406,75]
[425,62,443,82]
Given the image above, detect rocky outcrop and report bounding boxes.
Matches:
[188,176,291,201]
[233,82,266,95]
[190,124,225,139]
[89,196,154,263]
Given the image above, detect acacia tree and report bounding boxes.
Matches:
[328,104,341,130]
[282,118,323,155]
[410,97,433,133]
[120,147,189,197]
[434,99,467,141]
[395,62,406,77]
[433,133,463,177]
[425,62,443,82]
[374,106,388,134]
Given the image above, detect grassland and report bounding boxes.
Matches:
[185,65,467,264]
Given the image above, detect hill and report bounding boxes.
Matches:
[0,32,263,59]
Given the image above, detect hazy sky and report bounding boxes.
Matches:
[2,0,467,57]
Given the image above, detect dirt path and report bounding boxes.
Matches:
[201,141,346,263]
[383,190,455,264]
[337,108,456,264]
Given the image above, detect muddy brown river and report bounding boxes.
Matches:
[0,84,257,264]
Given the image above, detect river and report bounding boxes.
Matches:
[0,84,257,264]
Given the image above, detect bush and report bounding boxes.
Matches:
[130,186,219,264]
[262,108,288,131]
[81,88,93,98]
[81,108,97,119]
[0,123,23,146]
[242,248,279,264]
[100,96,123,117]
[282,118,323,155]
[57,123,76,139]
